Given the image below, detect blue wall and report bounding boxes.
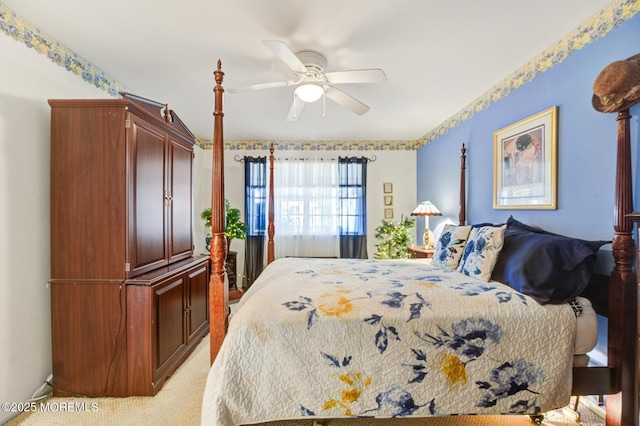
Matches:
[417,13,640,242]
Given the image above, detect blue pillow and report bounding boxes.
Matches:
[491,217,609,304]
[505,217,608,253]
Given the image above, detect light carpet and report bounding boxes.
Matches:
[6,336,604,426]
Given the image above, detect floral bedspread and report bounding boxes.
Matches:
[201,258,575,425]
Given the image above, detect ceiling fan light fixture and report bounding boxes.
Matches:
[295,84,324,103]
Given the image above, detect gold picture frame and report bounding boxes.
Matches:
[384,208,394,219]
[384,195,393,206]
[383,182,393,193]
[493,106,557,210]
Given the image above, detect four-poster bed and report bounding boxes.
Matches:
[207,61,637,426]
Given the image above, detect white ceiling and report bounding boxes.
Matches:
[3,0,613,142]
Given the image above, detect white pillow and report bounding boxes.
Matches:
[457,224,507,282]
[432,224,472,270]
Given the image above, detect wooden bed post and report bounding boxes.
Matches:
[267,143,275,265]
[606,108,638,426]
[459,143,467,226]
[209,60,228,364]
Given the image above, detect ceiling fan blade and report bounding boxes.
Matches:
[263,40,307,74]
[286,96,305,121]
[325,69,387,85]
[325,86,370,116]
[227,80,292,94]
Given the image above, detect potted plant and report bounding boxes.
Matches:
[201,199,247,252]
[373,216,415,259]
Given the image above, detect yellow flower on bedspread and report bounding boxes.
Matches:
[317,290,353,317]
[319,267,345,276]
[416,280,440,289]
[323,371,372,416]
[440,353,468,388]
[323,398,352,416]
[340,372,373,389]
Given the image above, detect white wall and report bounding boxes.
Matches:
[194,148,417,283]
[0,36,112,424]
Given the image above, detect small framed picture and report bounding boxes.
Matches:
[384,208,394,219]
[384,195,393,206]
[383,182,393,193]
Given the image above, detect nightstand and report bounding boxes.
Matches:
[409,245,435,259]
[226,251,244,301]
[226,251,237,289]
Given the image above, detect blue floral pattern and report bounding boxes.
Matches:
[457,224,507,281]
[453,282,529,305]
[476,359,546,413]
[432,225,472,270]
[203,257,577,425]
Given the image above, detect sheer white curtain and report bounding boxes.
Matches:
[273,158,340,259]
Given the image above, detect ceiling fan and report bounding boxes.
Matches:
[228,40,387,121]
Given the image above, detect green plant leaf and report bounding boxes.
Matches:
[200,200,247,242]
[373,215,415,259]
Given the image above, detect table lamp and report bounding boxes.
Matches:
[410,200,442,249]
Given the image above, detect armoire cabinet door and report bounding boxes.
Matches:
[168,138,194,263]
[153,275,186,381]
[186,263,209,343]
[127,114,168,276]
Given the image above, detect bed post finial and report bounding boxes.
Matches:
[210,60,228,365]
[267,143,275,264]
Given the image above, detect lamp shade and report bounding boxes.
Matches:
[295,84,324,102]
[410,200,442,217]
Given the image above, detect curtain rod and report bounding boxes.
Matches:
[234,155,376,163]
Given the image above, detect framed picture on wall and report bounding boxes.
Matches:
[493,106,558,210]
[383,182,393,193]
[384,195,393,206]
[384,208,394,219]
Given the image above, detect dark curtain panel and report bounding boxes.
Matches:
[243,156,267,289]
[338,157,368,259]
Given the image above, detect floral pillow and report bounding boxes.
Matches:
[432,224,472,270]
[457,224,507,282]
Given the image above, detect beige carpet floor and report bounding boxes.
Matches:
[5,336,605,426]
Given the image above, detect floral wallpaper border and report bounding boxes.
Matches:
[2,1,637,151]
[0,4,128,97]
[196,138,420,151]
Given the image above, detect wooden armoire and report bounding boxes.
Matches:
[49,93,209,397]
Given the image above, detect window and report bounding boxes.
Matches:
[274,160,339,258]
[246,156,369,260]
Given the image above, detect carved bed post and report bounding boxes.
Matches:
[209,60,228,364]
[459,143,467,226]
[267,143,275,264]
[590,53,640,426]
[607,108,638,426]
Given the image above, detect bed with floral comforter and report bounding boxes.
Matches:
[201,257,575,425]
